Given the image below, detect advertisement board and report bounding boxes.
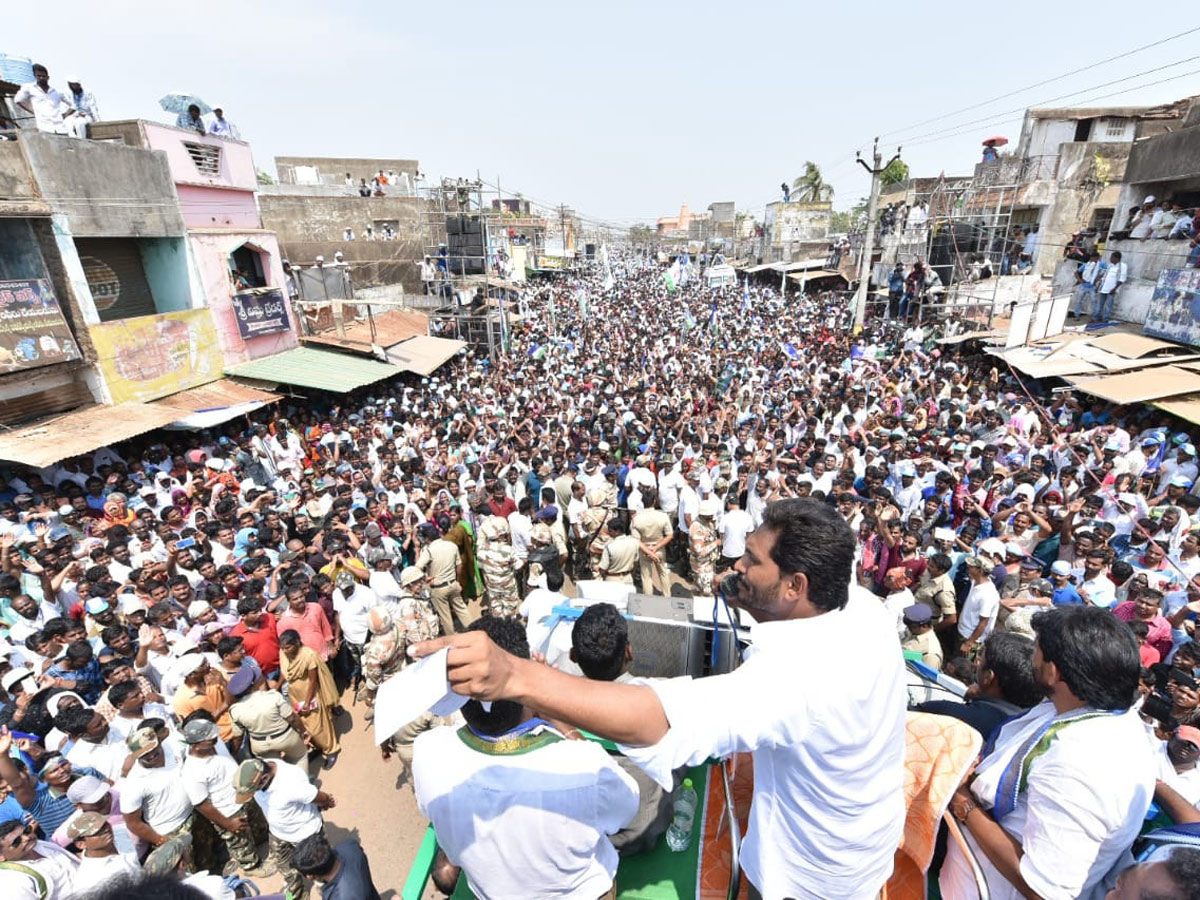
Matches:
[1143,268,1200,347]
[231,289,291,340]
[0,279,82,373]
[88,309,221,404]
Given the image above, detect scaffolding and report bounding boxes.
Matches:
[876,161,1023,328]
[417,177,515,361]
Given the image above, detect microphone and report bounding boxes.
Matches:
[718,571,746,604]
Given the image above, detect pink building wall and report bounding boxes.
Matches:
[139,122,258,191]
[189,230,297,365]
[176,184,260,229]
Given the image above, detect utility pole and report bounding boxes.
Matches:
[851,137,901,333]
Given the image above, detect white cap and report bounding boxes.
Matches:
[1,667,34,692]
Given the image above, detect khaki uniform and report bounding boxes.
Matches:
[688,518,720,596]
[914,572,957,624]
[476,515,521,616]
[527,522,558,587]
[599,535,640,583]
[419,539,471,635]
[632,508,673,595]
[229,689,307,764]
[902,629,944,671]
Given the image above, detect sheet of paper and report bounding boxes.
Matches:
[372,648,468,745]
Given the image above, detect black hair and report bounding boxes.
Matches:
[236,596,261,616]
[460,617,528,737]
[981,632,1041,708]
[107,680,141,707]
[759,498,854,611]
[1030,606,1140,710]
[79,874,205,900]
[56,705,96,738]
[545,567,565,592]
[929,552,952,572]
[292,832,337,877]
[0,819,26,843]
[278,629,301,647]
[216,636,242,658]
[571,603,628,682]
[65,641,93,664]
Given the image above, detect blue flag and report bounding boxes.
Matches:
[781,342,800,360]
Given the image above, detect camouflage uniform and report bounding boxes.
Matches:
[577,493,610,580]
[476,515,520,617]
[688,517,720,596]
[362,605,440,765]
[527,522,558,588]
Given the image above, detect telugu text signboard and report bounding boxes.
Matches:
[1143,268,1200,348]
[88,309,221,404]
[0,279,82,373]
[231,289,291,340]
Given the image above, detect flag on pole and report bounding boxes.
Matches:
[709,301,719,334]
[781,342,800,360]
[740,278,750,313]
[532,344,548,360]
[664,262,679,293]
[683,311,696,333]
[601,243,614,291]
[679,253,690,286]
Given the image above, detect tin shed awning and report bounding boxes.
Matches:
[225,347,404,393]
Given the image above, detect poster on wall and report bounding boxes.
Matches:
[1143,268,1200,348]
[88,309,221,404]
[231,289,291,340]
[0,279,82,373]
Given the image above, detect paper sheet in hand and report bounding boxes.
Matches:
[372,648,468,745]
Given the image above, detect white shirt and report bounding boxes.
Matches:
[333,583,376,645]
[74,851,140,895]
[414,724,638,900]
[942,702,1155,900]
[717,509,753,558]
[959,579,1000,640]
[0,841,78,900]
[1099,261,1127,294]
[256,760,322,842]
[120,758,194,834]
[183,752,242,818]
[621,587,906,899]
[67,731,128,782]
[508,512,533,563]
[13,83,73,134]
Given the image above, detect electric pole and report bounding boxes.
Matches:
[851,138,901,333]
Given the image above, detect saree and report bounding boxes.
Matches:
[281,644,341,755]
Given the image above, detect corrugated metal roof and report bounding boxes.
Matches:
[0,404,183,468]
[225,347,404,392]
[155,379,281,411]
[1067,366,1200,405]
[301,310,428,356]
[385,335,467,376]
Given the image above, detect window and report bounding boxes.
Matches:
[182,141,221,176]
[1105,118,1129,138]
[229,243,268,289]
[1089,208,1114,236]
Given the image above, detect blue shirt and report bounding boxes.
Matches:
[1052,584,1083,606]
[44,659,103,704]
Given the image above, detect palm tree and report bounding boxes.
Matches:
[792,162,833,203]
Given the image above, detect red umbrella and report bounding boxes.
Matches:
[982,136,1009,147]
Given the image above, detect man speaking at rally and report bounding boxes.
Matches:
[413,498,907,899]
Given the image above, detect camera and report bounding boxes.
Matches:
[1141,664,1177,728]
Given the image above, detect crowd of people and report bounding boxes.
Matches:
[0,251,1198,898]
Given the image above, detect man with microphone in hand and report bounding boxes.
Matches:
[411,499,906,900]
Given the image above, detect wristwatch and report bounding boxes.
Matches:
[952,795,978,824]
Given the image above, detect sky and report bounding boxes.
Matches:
[9,2,1200,230]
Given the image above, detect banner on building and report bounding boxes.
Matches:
[231,289,291,340]
[1143,268,1200,348]
[89,309,221,404]
[0,279,82,373]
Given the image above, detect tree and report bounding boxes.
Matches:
[256,169,275,185]
[880,159,910,188]
[792,162,833,203]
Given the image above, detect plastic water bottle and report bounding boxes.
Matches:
[665,777,698,852]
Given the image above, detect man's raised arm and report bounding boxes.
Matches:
[411,632,670,745]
